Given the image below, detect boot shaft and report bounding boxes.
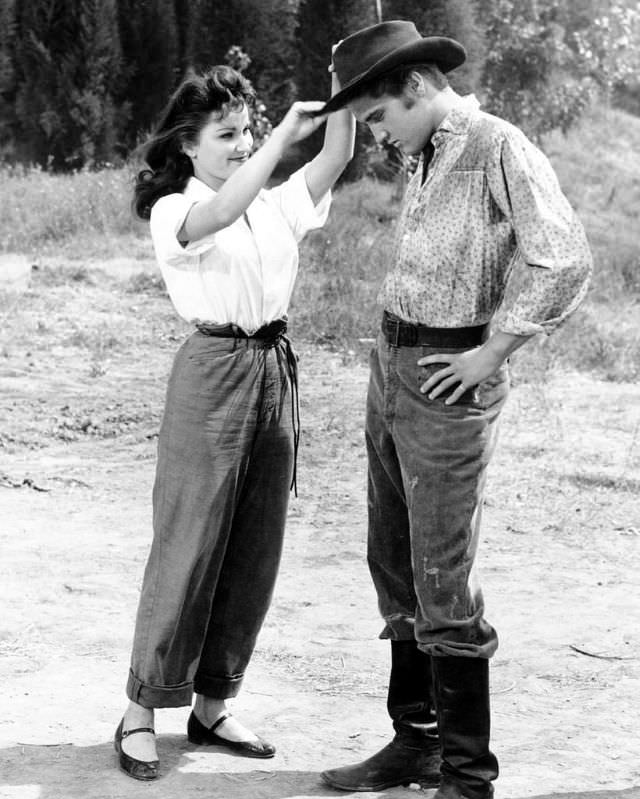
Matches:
[431,656,498,798]
[388,640,437,741]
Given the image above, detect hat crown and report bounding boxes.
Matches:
[319,20,465,115]
[334,21,422,87]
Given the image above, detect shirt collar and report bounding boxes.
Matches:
[183,175,267,205]
[184,175,216,199]
[433,94,481,140]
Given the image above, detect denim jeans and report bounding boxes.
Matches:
[366,332,509,658]
[127,331,294,707]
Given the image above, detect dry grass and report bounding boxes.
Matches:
[1,103,639,381]
[0,163,145,256]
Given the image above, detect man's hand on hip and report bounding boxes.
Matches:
[418,346,503,405]
[418,331,532,406]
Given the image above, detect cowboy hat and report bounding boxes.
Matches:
[319,20,466,114]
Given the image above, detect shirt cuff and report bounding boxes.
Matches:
[152,196,217,268]
[493,310,551,337]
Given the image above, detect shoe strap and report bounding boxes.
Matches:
[210,711,232,732]
[121,726,155,738]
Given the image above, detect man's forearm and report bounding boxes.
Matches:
[482,330,533,365]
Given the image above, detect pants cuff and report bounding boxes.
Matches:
[193,670,244,699]
[127,669,193,708]
[378,618,416,640]
[418,636,498,659]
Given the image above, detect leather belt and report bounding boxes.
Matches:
[382,311,488,348]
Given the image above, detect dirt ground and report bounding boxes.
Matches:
[1,260,639,799]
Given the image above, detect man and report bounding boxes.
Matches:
[317,20,592,799]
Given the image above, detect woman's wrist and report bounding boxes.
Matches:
[264,124,291,153]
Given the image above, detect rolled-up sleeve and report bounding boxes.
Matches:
[266,165,331,243]
[489,129,592,336]
[150,193,219,270]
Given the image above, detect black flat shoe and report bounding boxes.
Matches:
[187,710,276,758]
[114,718,160,780]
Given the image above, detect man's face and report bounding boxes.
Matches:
[349,87,431,155]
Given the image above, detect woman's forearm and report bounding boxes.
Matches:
[180,128,289,241]
[304,71,355,204]
[182,102,327,242]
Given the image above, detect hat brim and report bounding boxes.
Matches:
[318,36,466,115]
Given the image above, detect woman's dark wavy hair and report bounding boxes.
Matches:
[133,65,255,219]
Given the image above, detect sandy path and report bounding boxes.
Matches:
[1,270,639,798]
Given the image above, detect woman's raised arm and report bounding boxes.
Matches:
[180,102,328,242]
[303,52,356,205]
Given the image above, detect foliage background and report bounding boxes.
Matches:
[0,0,639,170]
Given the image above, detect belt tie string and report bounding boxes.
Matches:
[280,333,300,497]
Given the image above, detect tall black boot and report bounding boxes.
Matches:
[431,656,499,799]
[387,639,438,742]
[321,640,440,791]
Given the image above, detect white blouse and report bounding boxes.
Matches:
[150,165,331,334]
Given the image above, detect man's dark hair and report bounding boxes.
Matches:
[361,62,449,99]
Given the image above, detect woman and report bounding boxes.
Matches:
[115,61,354,780]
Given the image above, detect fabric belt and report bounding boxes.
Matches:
[382,311,488,348]
[197,319,287,340]
[196,319,300,496]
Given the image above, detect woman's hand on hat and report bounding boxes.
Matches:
[329,41,343,92]
[328,40,342,72]
[275,101,327,145]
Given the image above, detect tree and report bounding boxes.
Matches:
[242,0,299,124]
[0,0,16,157]
[117,0,179,152]
[382,0,485,93]
[476,0,640,140]
[295,0,378,179]
[11,0,127,168]
[173,0,195,73]
[184,0,298,129]
[477,0,589,139]
[224,45,272,149]
[571,0,640,97]
[185,0,249,71]
[69,0,128,165]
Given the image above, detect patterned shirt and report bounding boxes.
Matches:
[380,96,592,336]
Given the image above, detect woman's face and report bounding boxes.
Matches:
[185,103,254,190]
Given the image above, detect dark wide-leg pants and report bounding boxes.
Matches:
[127,331,294,708]
[366,332,509,658]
